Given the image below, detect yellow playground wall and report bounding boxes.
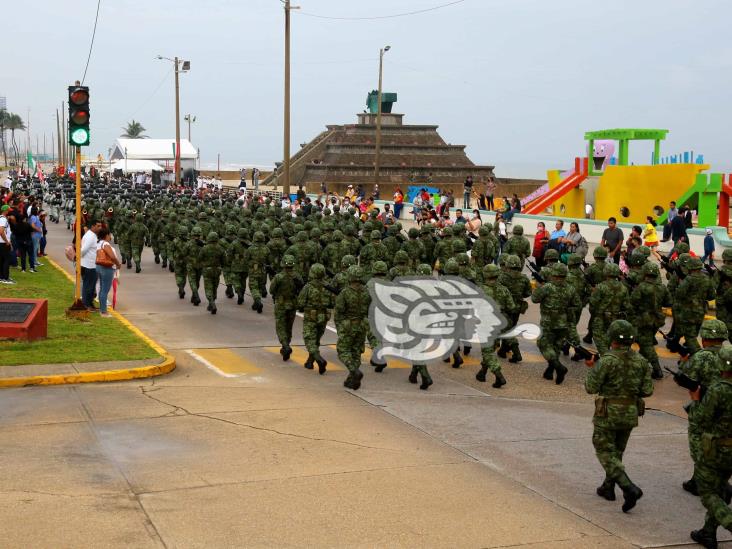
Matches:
[547,169,585,218]
[594,164,708,224]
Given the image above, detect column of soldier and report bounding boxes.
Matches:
[36,173,732,548]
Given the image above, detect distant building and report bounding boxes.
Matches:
[0,97,6,111]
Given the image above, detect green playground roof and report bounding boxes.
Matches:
[584,128,669,141]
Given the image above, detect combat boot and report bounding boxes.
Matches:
[497,341,508,359]
[555,362,568,385]
[255,301,263,314]
[225,285,234,299]
[370,358,387,373]
[282,346,292,361]
[161,259,167,269]
[620,476,643,512]
[237,294,244,305]
[126,259,132,270]
[596,478,616,501]
[316,355,327,375]
[452,351,463,369]
[476,367,488,383]
[178,288,185,299]
[420,374,433,390]
[463,345,471,356]
[583,332,593,344]
[492,371,507,388]
[154,254,160,264]
[682,477,699,496]
[210,305,217,315]
[508,349,522,363]
[343,372,355,389]
[542,362,555,380]
[408,367,419,384]
[304,354,315,370]
[192,293,201,306]
[651,363,664,380]
[690,527,718,549]
[570,351,583,362]
[169,262,175,273]
[135,265,141,274]
[561,342,570,356]
[351,369,364,390]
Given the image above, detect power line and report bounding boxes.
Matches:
[81,0,102,84]
[296,0,467,20]
[127,68,173,120]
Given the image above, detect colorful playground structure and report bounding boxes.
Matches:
[523,128,732,229]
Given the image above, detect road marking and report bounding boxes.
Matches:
[326,345,412,369]
[295,312,338,333]
[188,348,262,377]
[265,346,345,371]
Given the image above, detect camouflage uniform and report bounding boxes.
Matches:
[186,226,205,306]
[335,266,370,389]
[248,231,270,313]
[220,225,237,299]
[471,224,498,269]
[402,228,425,270]
[419,226,436,266]
[532,263,578,384]
[269,255,303,360]
[502,225,531,266]
[149,209,163,264]
[128,214,149,273]
[589,264,630,355]
[172,225,189,299]
[585,320,653,512]
[433,226,454,273]
[200,231,225,314]
[367,261,390,371]
[408,263,435,390]
[156,211,169,267]
[498,255,531,363]
[674,257,716,354]
[359,230,389,277]
[285,231,311,283]
[566,254,590,354]
[388,250,414,280]
[321,230,345,276]
[583,247,608,344]
[477,264,515,388]
[629,262,671,378]
[115,212,132,268]
[714,250,732,341]
[228,228,250,305]
[297,263,334,372]
[163,213,179,272]
[688,346,732,547]
[267,227,288,274]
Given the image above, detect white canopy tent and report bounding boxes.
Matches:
[110,159,163,173]
[110,138,197,162]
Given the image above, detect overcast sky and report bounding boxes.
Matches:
[4,0,731,177]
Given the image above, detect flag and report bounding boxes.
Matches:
[26,151,36,173]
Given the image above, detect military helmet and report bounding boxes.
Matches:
[408,227,419,239]
[198,211,207,220]
[237,227,249,239]
[272,227,284,238]
[444,258,460,275]
[416,264,433,276]
[642,262,660,278]
[310,228,321,238]
[512,224,524,236]
[700,319,729,340]
[371,229,382,240]
[442,226,453,237]
[206,231,219,243]
[498,254,509,267]
[420,225,432,235]
[456,252,470,266]
[483,264,501,279]
[605,263,621,278]
[478,226,490,237]
[372,260,389,276]
[296,231,308,242]
[687,257,703,271]
[675,242,690,254]
[551,263,568,277]
[452,239,467,254]
[309,263,326,279]
[544,249,560,262]
[253,231,265,243]
[282,254,296,268]
[332,229,344,240]
[718,346,732,372]
[347,265,364,283]
[177,225,189,236]
[593,246,608,259]
[191,226,203,237]
[627,253,645,267]
[341,254,356,268]
[566,253,583,266]
[322,207,331,216]
[723,248,732,263]
[395,250,409,264]
[506,254,522,270]
[608,319,636,344]
[635,245,651,258]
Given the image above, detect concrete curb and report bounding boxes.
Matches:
[0,256,176,388]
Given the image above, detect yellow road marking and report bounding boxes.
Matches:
[265,346,345,371]
[190,348,262,376]
[327,345,412,369]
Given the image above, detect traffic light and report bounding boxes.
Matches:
[68,85,90,146]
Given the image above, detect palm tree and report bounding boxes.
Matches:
[121,120,148,139]
[0,109,7,167]
[5,113,25,165]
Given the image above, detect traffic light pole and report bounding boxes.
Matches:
[74,146,82,302]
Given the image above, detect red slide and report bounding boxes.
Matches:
[523,157,588,215]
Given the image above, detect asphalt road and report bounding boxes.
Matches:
[0,223,727,548]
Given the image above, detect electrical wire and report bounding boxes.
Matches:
[81,0,102,84]
[127,67,173,120]
[296,0,467,20]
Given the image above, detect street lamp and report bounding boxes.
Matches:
[184,114,196,142]
[374,45,390,189]
[282,0,300,198]
[156,55,190,185]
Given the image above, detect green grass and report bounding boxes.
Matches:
[0,261,160,366]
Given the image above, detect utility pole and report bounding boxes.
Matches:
[56,109,62,166]
[282,0,300,197]
[374,45,390,189]
[174,56,181,185]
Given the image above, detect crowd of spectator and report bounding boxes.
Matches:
[0,188,48,284]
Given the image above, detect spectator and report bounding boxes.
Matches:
[345,185,355,201]
[320,181,327,195]
[670,207,688,244]
[29,209,43,267]
[372,183,380,200]
[81,220,102,311]
[95,227,122,317]
[494,212,508,257]
[39,211,48,257]
[0,205,14,284]
[463,175,473,209]
[601,217,624,264]
[356,184,366,200]
[10,211,35,273]
[466,209,482,234]
[296,185,307,201]
[486,177,496,211]
[252,167,260,190]
[625,225,642,256]
[412,192,423,221]
[559,222,585,261]
[667,201,678,222]
[702,229,715,265]
[393,187,404,219]
[643,216,662,261]
[532,221,548,267]
[683,206,693,229]
[454,209,467,225]
[546,219,566,252]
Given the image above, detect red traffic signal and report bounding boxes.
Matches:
[71,109,89,125]
[69,87,89,106]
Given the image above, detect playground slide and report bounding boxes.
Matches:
[523,171,587,215]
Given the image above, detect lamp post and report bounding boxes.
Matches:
[184,114,196,142]
[282,0,300,198]
[374,45,390,188]
[157,55,190,185]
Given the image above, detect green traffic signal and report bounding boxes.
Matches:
[70,127,90,146]
[68,85,90,147]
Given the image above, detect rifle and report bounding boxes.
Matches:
[568,343,600,362]
[664,367,705,398]
[527,260,545,284]
[704,263,718,277]
[657,329,692,357]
